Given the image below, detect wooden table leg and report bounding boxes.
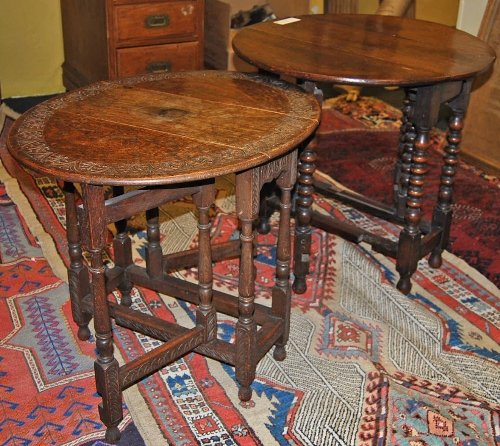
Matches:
[396,85,440,293]
[272,151,296,360]
[293,81,323,294]
[146,206,162,278]
[112,185,133,307]
[235,151,297,399]
[394,89,417,217]
[193,182,217,342]
[429,81,472,268]
[80,183,122,444]
[235,169,258,401]
[64,181,92,341]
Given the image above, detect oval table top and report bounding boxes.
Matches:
[7,71,320,186]
[232,14,496,86]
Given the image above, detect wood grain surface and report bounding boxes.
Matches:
[7,71,320,185]
[232,14,495,85]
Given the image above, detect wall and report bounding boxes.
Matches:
[358,0,460,25]
[456,0,488,35]
[0,0,65,98]
[416,0,459,26]
[0,0,471,99]
[310,0,324,14]
[358,0,379,14]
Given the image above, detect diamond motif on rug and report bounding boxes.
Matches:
[318,312,382,360]
[387,374,500,445]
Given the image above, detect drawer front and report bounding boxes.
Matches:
[116,42,200,77]
[114,2,199,46]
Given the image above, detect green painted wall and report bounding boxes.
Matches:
[0,0,65,98]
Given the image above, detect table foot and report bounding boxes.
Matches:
[104,425,121,444]
[396,275,412,294]
[273,344,287,361]
[428,251,443,269]
[292,278,308,295]
[238,385,252,402]
[77,326,91,342]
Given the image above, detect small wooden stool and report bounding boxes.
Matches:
[7,71,320,443]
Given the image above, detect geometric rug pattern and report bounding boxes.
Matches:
[1,106,499,445]
[318,95,500,288]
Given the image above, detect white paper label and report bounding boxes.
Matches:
[274,17,301,25]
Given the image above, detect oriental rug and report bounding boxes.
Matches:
[318,95,500,288]
[1,105,499,445]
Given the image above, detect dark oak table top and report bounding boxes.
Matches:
[7,71,320,186]
[232,14,496,86]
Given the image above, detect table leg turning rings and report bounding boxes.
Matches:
[292,81,473,295]
[65,151,297,442]
[232,14,495,295]
[7,71,320,443]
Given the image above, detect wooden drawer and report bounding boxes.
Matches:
[116,42,200,77]
[114,1,199,46]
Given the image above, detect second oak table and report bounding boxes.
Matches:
[233,14,496,294]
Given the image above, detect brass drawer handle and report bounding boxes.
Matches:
[147,61,172,73]
[145,14,170,28]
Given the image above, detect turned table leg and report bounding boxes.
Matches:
[293,81,323,294]
[429,81,472,268]
[80,183,122,444]
[272,154,295,360]
[112,185,133,307]
[235,170,258,401]
[396,86,441,294]
[193,183,217,342]
[394,89,417,218]
[146,206,162,278]
[64,181,92,341]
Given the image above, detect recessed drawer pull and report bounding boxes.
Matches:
[145,14,170,28]
[147,61,172,73]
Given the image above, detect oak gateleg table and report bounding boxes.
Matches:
[233,14,496,294]
[7,71,320,443]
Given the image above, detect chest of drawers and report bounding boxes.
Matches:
[60,0,204,90]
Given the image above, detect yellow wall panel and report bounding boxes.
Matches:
[0,0,461,98]
[416,0,459,26]
[357,0,459,25]
[0,0,65,98]
[358,0,379,14]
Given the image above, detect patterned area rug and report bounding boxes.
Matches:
[319,95,500,288]
[1,106,500,445]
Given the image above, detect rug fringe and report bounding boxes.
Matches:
[0,102,20,133]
